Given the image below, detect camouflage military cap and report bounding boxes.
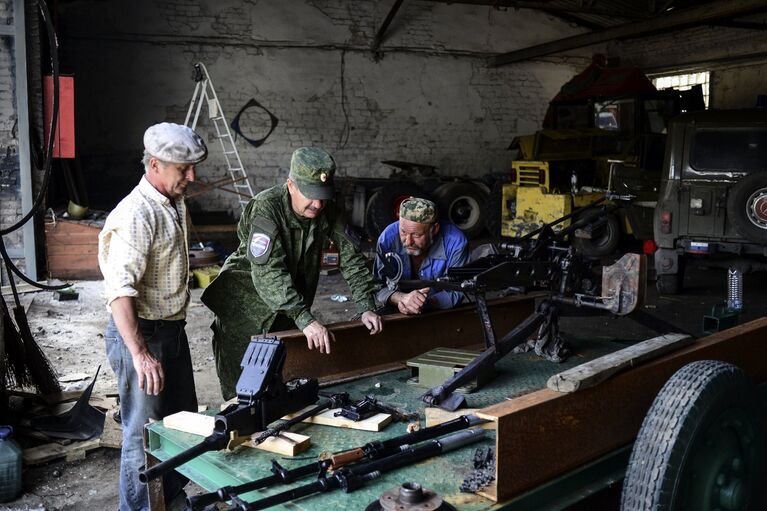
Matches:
[288,147,336,200]
[400,197,438,224]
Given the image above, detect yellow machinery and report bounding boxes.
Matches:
[501,161,603,239]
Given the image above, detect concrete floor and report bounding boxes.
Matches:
[4,258,767,510]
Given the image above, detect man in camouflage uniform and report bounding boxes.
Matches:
[374,197,468,315]
[201,147,383,399]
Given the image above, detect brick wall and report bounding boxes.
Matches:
[55,0,588,218]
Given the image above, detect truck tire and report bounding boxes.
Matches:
[571,213,620,258]
[727,172,767,243]
[621,360,764,511]
[433,182,488,239]
[484,180,505,238]
[365,182,430,240]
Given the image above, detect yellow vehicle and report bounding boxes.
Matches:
[498,57,704,257]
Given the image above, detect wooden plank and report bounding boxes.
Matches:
[99,409,123,449]
[475,317,767,503]
[163,411,215,437]
[274,294,538,383]
[243,432,311,457]
[1,282,44,296]
[46,244,99,255]
[546,333,692,393]
[23,438,101,465]
[283,405,392,432]
[425,407,495,430]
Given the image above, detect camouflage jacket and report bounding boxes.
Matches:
[201,183,378,334]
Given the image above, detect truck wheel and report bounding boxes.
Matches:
[484,179,505,238]
[572,213,620,258]
[727,172,767,243]
[621,360,764,511]
[365,182,430,240]
[433,183,488,239]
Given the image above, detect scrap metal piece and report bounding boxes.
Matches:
[367,482,455,511]
[601,252,646,315]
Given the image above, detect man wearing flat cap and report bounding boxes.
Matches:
[374,197,468,315]
[98,122,206,511]
[202,147,383,400]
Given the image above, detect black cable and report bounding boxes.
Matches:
[337,48,350,150]
[0,0,59,235]
[0,0,69,292]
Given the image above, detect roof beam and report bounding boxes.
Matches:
[371,0,406,54]
[423,0,649,18]
[491,0,767,67]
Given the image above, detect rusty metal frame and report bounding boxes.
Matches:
[273,294,539,384]
[476,317,767,503]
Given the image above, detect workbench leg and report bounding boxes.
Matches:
[144,428,166,511]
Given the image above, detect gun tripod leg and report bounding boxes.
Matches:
[513,301,570,363]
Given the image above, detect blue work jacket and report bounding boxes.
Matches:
[374,221,469,310]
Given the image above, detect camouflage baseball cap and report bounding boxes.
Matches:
[400,197,438,224]
[288,147,336,200]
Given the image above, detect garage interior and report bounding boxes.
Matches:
[3,1,767,510]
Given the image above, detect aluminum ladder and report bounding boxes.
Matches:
[184,62,254,211]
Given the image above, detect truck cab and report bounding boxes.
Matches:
[654,109,767,293]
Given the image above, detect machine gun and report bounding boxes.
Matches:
[187,414,486,510]
[380,197,646,411]
[138,337,320,483]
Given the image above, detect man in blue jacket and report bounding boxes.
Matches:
[374,197,468,314]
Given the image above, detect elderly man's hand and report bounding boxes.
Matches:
[132,350,165,396]
[396,288,430,315]
[361,310,383,334]
[303,320,335,354]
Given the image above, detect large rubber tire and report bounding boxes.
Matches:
[433,182,488,239]
[621,360,765,511]
[484,179,505,238]
[572,213,621,258]
[727,172,767,243]
[365,181,430,240]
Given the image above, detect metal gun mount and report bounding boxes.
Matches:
[379,198,646,411]
[139,337,319,483]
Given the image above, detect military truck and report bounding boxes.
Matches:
[654,108,767,294]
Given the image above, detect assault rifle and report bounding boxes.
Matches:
[227,427,487,511]
[139,337,320,483]
[187,414,486,510]
[380,197,646,411]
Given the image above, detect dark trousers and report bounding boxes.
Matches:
[105,316,198,511]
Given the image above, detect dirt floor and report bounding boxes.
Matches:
[4,259,767,510]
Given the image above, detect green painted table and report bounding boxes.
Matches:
[145,337,627,510]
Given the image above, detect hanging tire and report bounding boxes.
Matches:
[365,182,430,240]
[572,213,621,258]
[621,360,765,511]
[727,172,767,243]
[433,182,488,239]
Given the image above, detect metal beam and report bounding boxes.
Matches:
[274,294,538,383]
[491,0,767,67]
[371,0,405,54]
[712,19,767,30]
[14,0,37,280]
[424,0,649,18]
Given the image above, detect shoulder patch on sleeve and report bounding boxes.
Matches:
[247,215,278,263]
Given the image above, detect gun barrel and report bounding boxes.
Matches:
[139,431,226,483]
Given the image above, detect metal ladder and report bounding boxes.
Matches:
[184,62,254,211]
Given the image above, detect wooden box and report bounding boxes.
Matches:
[44,218,103,280]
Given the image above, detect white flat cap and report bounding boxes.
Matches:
[143,122,208,164]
